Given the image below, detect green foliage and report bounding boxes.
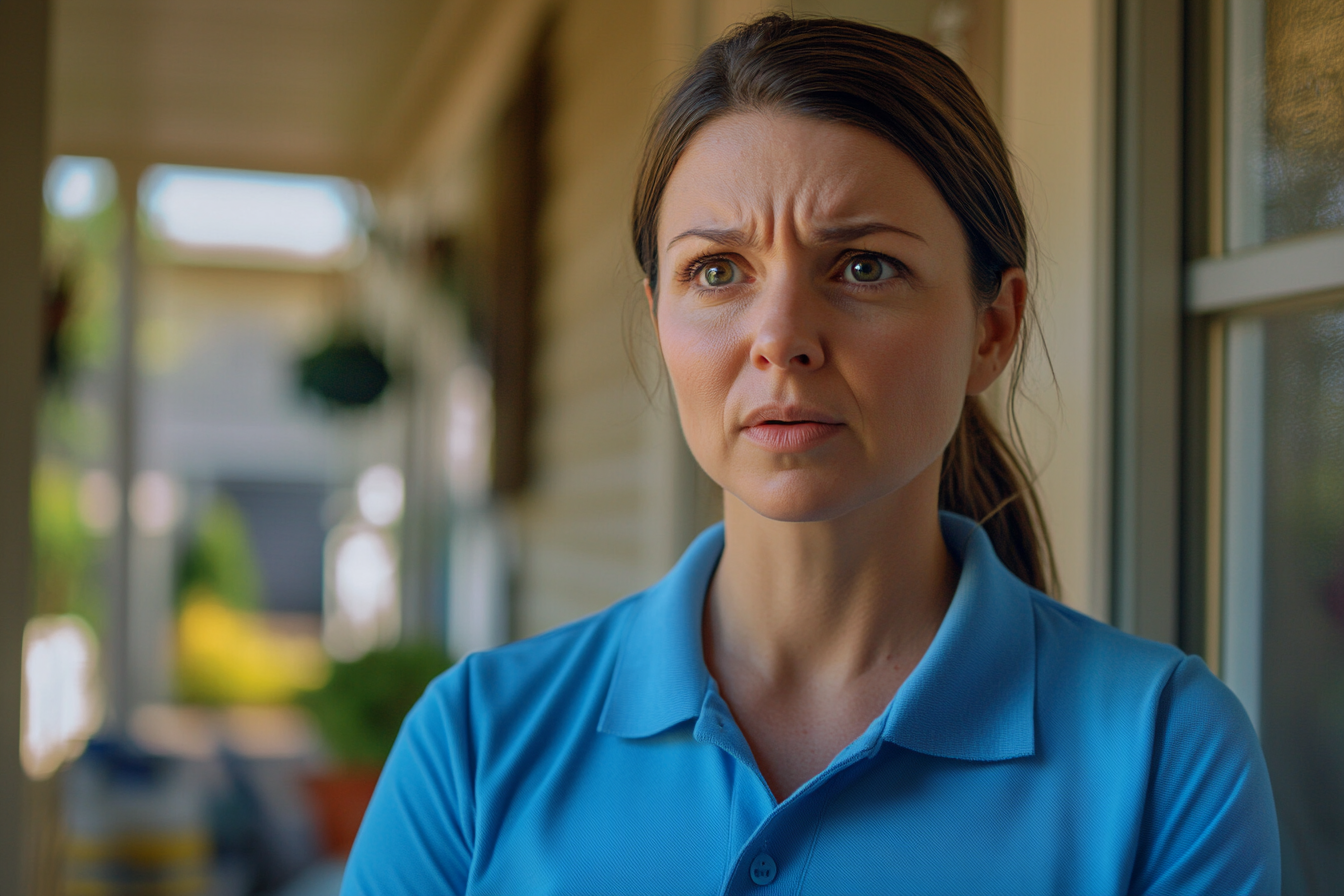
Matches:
[44,198,122,375]
[38,397,113,467]
[30,460,103,628]
[297,643,452,768]
[29,188,125,633]
[177,495,262,611]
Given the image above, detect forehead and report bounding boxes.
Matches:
[658,111,952,242]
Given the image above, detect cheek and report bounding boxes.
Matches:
[658,309,738,452]
[850,312,974,453]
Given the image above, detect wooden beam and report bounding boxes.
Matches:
[0,0,49,890]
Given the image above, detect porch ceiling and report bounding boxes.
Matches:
[48,0,491,184]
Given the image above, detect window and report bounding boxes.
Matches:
[1187,0,1344,889]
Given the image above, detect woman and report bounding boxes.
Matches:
[344,15,1278,895]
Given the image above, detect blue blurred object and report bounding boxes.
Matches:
[272,858,345,896]
[64,738,211,895]
[217,750,323,891]
[64,736,329,895]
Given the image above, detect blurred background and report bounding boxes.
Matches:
[0,0,1341,892]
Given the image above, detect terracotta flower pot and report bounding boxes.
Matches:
[305,767,382,856]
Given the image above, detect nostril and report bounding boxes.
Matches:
[796,354,810,366]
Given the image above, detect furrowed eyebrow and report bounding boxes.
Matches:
[665,227,750,251]
[812,222,926,244]
[664,222,925,251]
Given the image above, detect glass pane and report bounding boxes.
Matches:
[1227,0,1344,249]
[1260,300,1344,893]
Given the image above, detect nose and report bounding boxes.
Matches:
[749,276,826,372]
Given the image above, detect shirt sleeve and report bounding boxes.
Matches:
[340,663,475,896]
[1129,654,1281,896]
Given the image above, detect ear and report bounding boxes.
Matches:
[965,268,1026,396]
[644,278,658,335]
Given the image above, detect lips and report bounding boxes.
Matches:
[740,406,844,452]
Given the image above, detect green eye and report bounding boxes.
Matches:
[845,255,893,283]
[701,261,737,287]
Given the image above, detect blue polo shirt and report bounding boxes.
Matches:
[342,513,1279,895]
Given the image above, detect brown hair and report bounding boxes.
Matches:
[631,14,1057,594]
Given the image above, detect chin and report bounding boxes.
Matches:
[729,475,884,524]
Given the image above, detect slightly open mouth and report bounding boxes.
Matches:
[743,420,843,451]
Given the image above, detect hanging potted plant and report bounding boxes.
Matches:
[296,324,393,411]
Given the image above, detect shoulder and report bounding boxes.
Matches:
[415,589,647,738]
[1022,588,1256,771]
[344,591,654,894]
[1130,651,1280,894]
[1026,589,1187,699]
[1019,591,1279,892]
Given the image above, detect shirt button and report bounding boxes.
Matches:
[749,854,777,886]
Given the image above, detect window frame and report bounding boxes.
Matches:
[1173,0,1344,706]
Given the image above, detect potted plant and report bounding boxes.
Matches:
[296,643,451,855]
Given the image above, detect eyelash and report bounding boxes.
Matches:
[675,255,735,286]
[674,251,909,290]
[836,250,908,288]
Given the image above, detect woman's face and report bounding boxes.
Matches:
[652,112,1020,523]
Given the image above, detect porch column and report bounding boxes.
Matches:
[0,0,51,891]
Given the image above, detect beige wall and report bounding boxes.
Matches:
[512,0,691,636]
[386,0,702,639]
[1002,0,1114,619]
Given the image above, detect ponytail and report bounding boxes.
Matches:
[940,395,1057,595]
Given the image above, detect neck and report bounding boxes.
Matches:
[705,462,956,689]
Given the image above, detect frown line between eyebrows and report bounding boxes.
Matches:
[664,222,926,252]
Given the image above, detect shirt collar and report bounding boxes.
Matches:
[596,524,721,738]
[598,513,1036,762]
[879,512,1036,760]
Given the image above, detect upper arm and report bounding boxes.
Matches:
[340,665,475,896]
[1130,655,1281,896]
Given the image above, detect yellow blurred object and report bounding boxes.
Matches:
[177,590,329,704]
[65,833,209,896]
